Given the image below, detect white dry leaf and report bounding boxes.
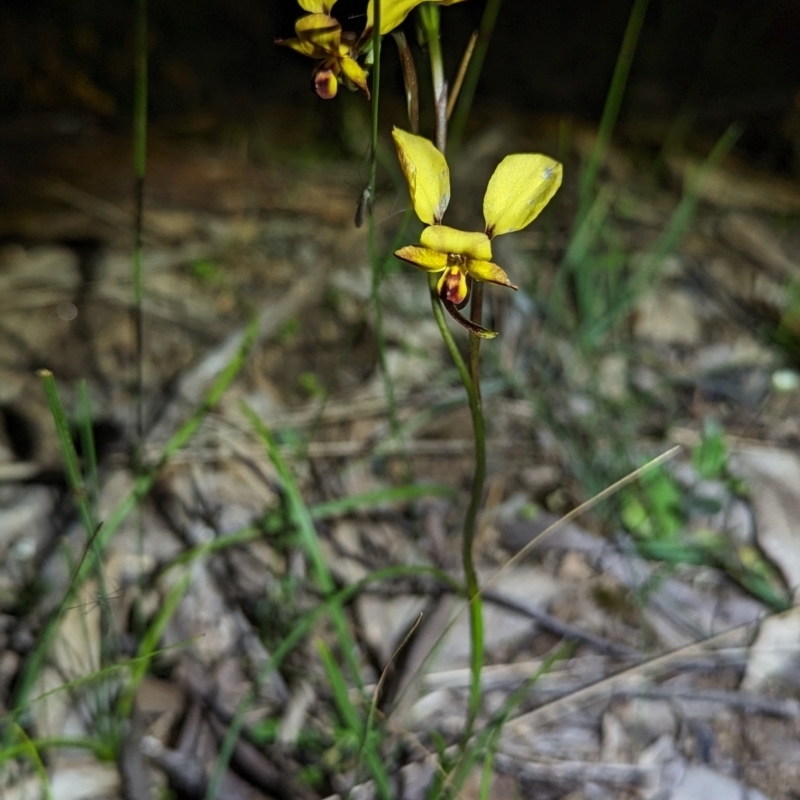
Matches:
[3,758,120,800]
[666,764,771,800]
[742,606,800,692]
[730,445,800,599]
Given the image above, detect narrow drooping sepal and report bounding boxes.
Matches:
[441,298,499,338]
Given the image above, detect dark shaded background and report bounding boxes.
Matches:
[1,0,799,172]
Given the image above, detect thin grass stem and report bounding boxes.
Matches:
[577,0,650,218]
[448,0,503,149]
[132,0,147,454]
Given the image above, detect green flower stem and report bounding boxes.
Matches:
[368,1,405,456]
[427,281,485,743]
[421,0,486,747]
[418,5,447,152]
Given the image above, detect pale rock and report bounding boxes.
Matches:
[742,606,800,691]
[599,354,628,401]
[666,764,771,800]
[730,445,800,598]
[614,698,677,744]
[635,289,701,345]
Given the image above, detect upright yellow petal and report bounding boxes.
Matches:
[366,0,422,35]
[420,225,491,261]
[298,0,336,12]
[392,127,450,225]
[483,154,562,238]
[366,0,468,35]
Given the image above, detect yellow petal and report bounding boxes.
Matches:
[277,36,320,57]
[298,0,336,12]
[483,154,563,238]
[466,259,517,290]
[420,225,492,261]
[340,56,370,98]
[295,13,341,53]
[392,127,450,225]
[366,0,468,35]
[437,267,469,305]
[394,245,448,273]
[366,0,423,35]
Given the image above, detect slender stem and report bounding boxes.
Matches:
[578,0,650,217]
[368,2,402,453]
[133,0,147,456]
[419,4,447,152]
[449,0,503,149]
[469,282,484,393]
[419,3,485,746]
[392,31,419,133]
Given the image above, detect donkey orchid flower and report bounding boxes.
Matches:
[392,127,562,337]
[366,0,468,36]
[278,11,369,99]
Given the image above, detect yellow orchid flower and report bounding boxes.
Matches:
[392,127,562,336]
[277,12,369,100]
[297,0,337,11]
[366,0,468,36]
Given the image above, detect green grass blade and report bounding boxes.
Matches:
[318,639,393,800]
[12,724,55,800]
[205,565,461,800]
[242,403,363,685]
[132,0,147,449]
[448,0,503,149]
[577,0,650,219]
[38,370,95,537]
[310,483,455,518]
[11,317,258,716]
[116,573,192,719]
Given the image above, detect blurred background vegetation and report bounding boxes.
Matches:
[1,0,798,175]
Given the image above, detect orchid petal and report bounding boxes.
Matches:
[483,154,562,238]
[420,225,492,261]
[314,67,339,99]
[277,36,321,57]
[392,127,450,225]
[295,13,341,53]
[394,245,448,273]
[366,0,468,35]
[298,0,336,12]
[466,259,517,290]
[436,267,469,305]
[367,0,423,35]
[340,56,370,97]
[441,298,499,339]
